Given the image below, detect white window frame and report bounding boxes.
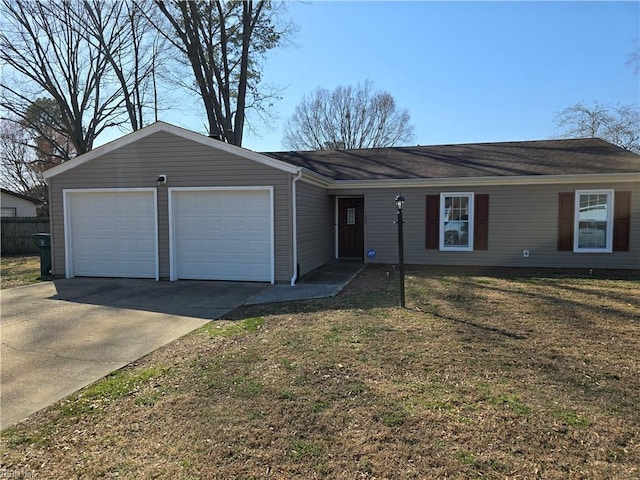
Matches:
[574,189,614,253]
[440,192,474,251]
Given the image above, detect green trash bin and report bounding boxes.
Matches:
[32,233,51,278]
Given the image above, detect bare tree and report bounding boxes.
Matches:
[0,0,170,158]
[554,102,640,154]
[0,118,47,201]
[627,37,640,75]
[82,0,168,131]
[1,98,73,205]
[282,80,415,151]
[152,1,290,146]
[0,0,129,156]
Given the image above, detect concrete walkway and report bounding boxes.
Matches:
[247,260,364,304]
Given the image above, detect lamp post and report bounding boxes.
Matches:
[395,194,406,308]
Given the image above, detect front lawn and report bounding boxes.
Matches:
[0,255,41,289]
[1,266,639,479]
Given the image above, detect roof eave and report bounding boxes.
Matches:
[327,172,640,189]
[299,168,334,187]
[0,188,41,204]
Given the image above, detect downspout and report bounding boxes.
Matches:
[44,176,54,277]
[290,169,303,285]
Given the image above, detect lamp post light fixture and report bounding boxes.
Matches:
[395,194,406,308]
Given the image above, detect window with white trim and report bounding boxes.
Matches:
[574,189,613,253]
[440,192,474,251]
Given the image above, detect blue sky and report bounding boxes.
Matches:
[167,1,640,152]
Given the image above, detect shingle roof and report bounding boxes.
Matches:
[264,138,640,181]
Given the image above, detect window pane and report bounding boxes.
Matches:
[443,195,469,247]
[578,193,608,249]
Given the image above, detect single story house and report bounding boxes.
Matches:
[42,122,640,283]
[0,188,40,217]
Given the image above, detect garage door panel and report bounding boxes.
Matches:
[251,217,270,230]
[226,240,249,254]
[225,217,247,230]
[66,191,157,279]
[171,189,272,282]
[248,239,269,254]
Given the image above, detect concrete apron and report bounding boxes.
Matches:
[1,278,269,430]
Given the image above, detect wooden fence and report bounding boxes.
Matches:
[1,217,50,255]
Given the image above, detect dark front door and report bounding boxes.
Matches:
[338,197,364,259]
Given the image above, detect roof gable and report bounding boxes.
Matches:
[43,122,300,179]
[266,138,640,181]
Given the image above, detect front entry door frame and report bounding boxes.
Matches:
[336,196,365,259]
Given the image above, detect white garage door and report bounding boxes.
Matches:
[65,190,158,279]
[170,188,273,282]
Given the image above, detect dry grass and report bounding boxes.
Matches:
[0,255,41,289]
[1,265,639,479]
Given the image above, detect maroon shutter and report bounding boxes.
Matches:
[558,192,574,251]
[474,194,489,250]
[613,191,631,252]
[425,195,439,249]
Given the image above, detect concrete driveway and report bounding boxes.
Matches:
[1,278,269,430]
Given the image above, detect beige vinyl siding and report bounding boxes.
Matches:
[49,131,293,281]
[296,180,334,277]
[331,180,640,270]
